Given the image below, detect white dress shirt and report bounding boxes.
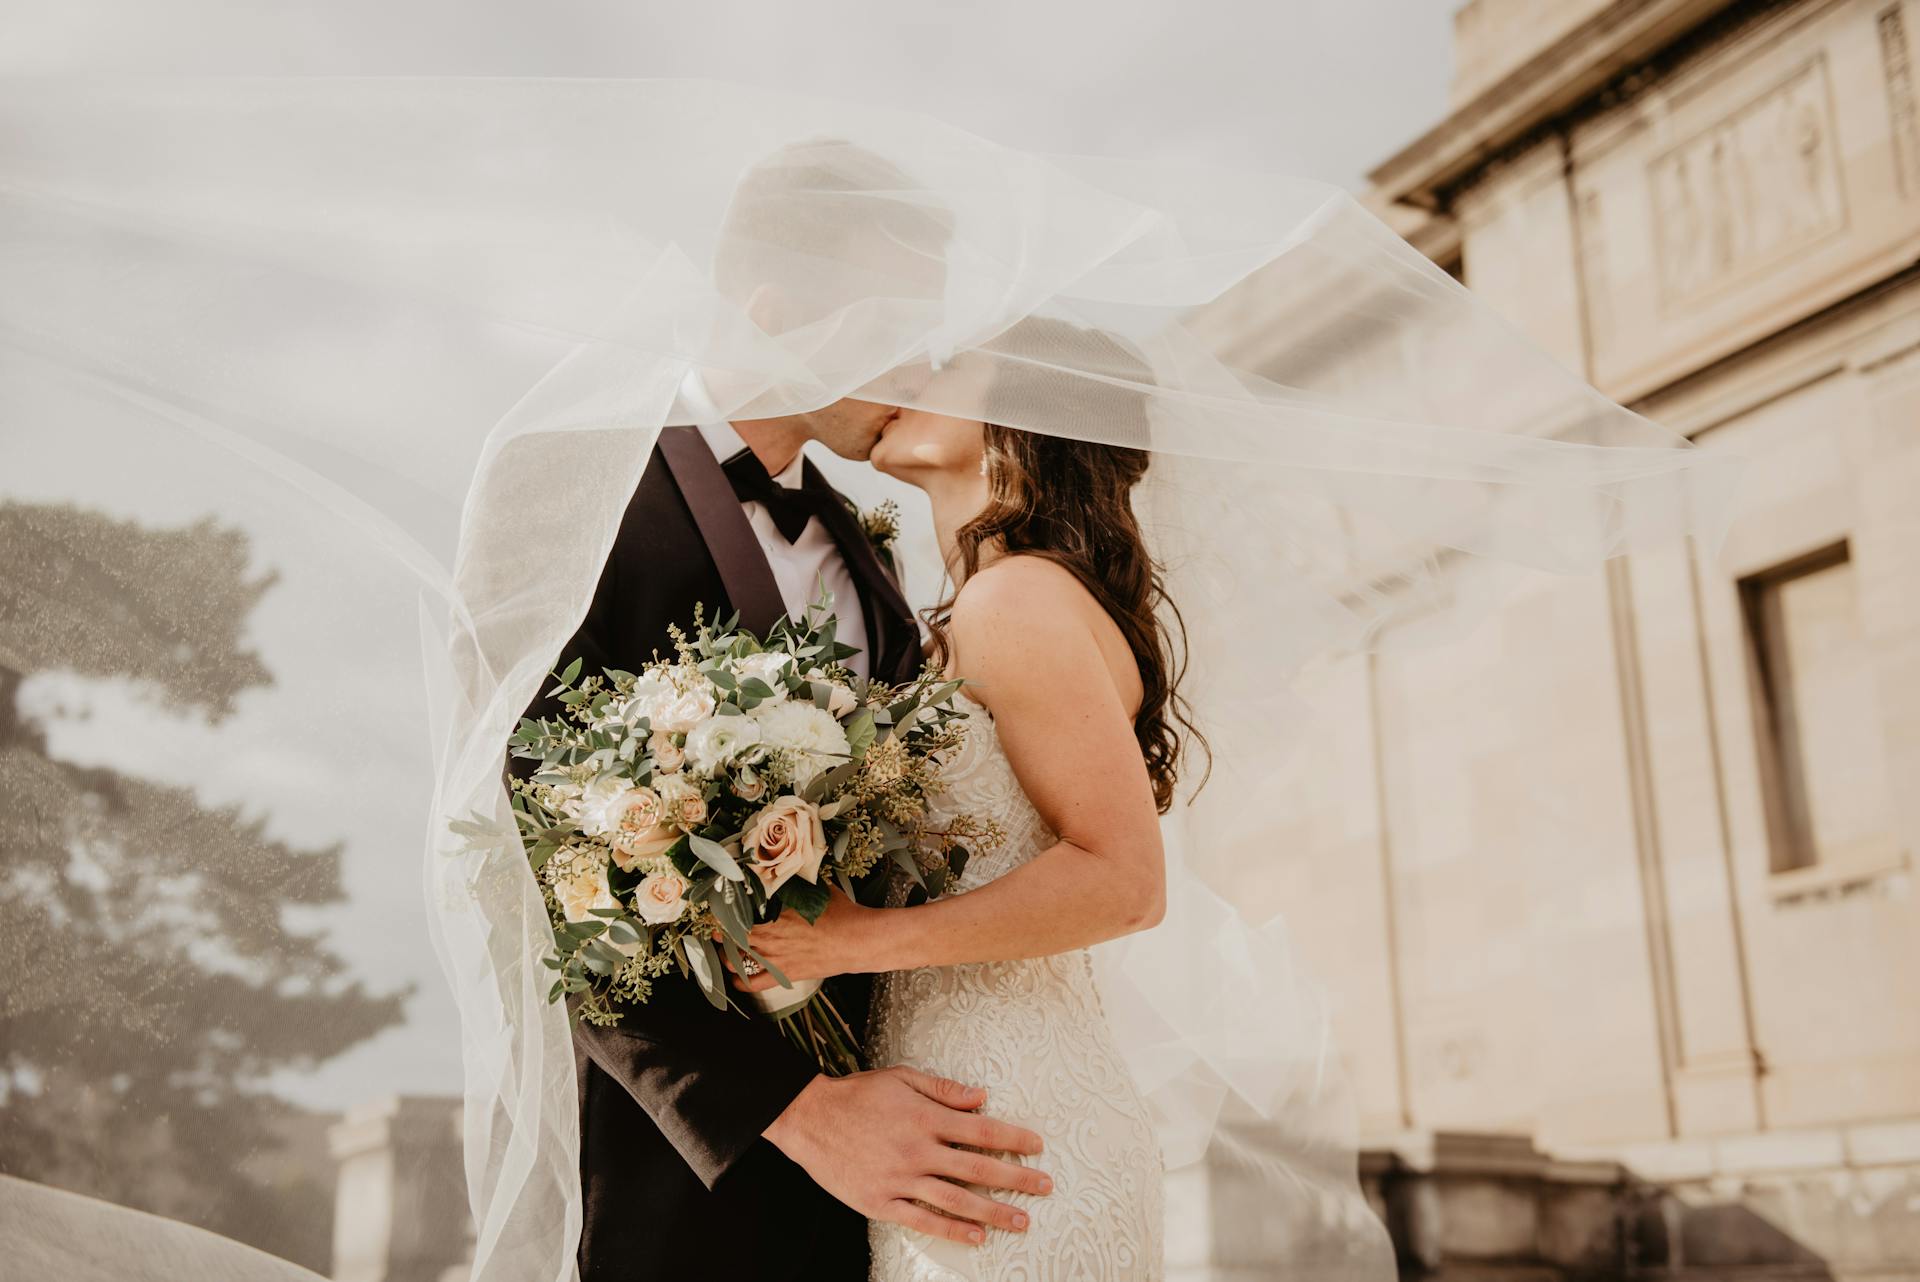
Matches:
[695,419,871,678]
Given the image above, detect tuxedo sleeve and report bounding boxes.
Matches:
[571,982,822,1190]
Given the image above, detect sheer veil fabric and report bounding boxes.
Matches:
[0,78,1738,1278]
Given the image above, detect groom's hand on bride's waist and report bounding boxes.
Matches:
[761,1065,1050,1245]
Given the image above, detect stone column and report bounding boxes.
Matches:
[328,1096,473,1282]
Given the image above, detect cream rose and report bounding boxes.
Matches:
[825,683,859,719]
[553,858,618,924]
[742,794,828,895]
[657,774,709,829]
[649,729,685,773]
[631,871,691,925]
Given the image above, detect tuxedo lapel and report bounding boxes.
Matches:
[656,427,787,636]
[802,460,921,684]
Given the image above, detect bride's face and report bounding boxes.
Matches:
[870,407,986,487]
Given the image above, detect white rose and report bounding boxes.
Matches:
[735,652,793,703]
[742,794,828,895]
[753,700,852,786]
[553,858,618,924]
[825,683,859,719]
[685,714,764,775]
[657,774,709,829]
[632,871,691,925]
[652,686,717,736]
[649,730,685,773]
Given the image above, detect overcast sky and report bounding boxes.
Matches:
[2,0,1456,187]
[5,2,1459,1111]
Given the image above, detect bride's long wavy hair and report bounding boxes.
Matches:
[926,324,1209,813]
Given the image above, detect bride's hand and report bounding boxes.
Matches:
[724,887,881,990]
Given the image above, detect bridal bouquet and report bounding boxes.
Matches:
[488,599,990,1074]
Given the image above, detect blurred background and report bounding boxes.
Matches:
[2,1,1917,1279]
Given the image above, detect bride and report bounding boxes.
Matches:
[734,332,1190,1279]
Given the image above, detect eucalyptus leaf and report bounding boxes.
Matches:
[843,709,876,757]
[688,833,747,882]
[889,847,927,890]
[780,876,831,923]
[681,935,728,1011]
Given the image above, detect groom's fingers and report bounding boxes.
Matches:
[894,1066,987,1110]
[877,1199,986,1247]
[928,1147,1055,1200]
[909,1178,1030,1234]
[940,1112,1046,1158]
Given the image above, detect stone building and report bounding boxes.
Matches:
[1185,0,1920,1276]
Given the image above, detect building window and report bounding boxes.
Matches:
[1740,541,1897,878]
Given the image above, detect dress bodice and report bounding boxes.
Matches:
[867,693,1165,1281]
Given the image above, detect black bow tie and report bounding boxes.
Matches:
[721,449,834,543]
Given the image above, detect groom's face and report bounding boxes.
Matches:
[803,397,900,461]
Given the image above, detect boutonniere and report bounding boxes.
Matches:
[855,499,901,564]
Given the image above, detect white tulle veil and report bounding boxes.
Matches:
[0,77,1738,1279]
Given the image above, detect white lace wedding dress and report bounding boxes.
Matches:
[867,693,1166,1281]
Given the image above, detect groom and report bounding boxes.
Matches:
[514,142,1049,1281]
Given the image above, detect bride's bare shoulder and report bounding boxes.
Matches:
[947,556,1108,669]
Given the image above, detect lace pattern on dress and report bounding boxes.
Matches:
[867,694,1165,1281]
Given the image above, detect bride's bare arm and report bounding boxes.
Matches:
[739,557,1166,981]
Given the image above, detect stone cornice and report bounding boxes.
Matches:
[1368,0,1750,210]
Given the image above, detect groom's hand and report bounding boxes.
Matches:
[762,1066,1050,1245]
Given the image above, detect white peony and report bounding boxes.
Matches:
[651,686,717,736]
[753,700,852,785]
[620,674,677,724]
[684,714,764,775]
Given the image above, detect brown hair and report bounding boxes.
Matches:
[928,325,1209,812]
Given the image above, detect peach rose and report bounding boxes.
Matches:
[742,794,828,895]
[609,786,679,871]
[658,775,709,829]
[632,871,691,925]
[649,730,685,773]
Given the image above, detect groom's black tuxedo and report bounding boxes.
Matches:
[513,427,921,1282]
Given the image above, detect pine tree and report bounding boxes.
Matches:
[0,500,407,1270]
